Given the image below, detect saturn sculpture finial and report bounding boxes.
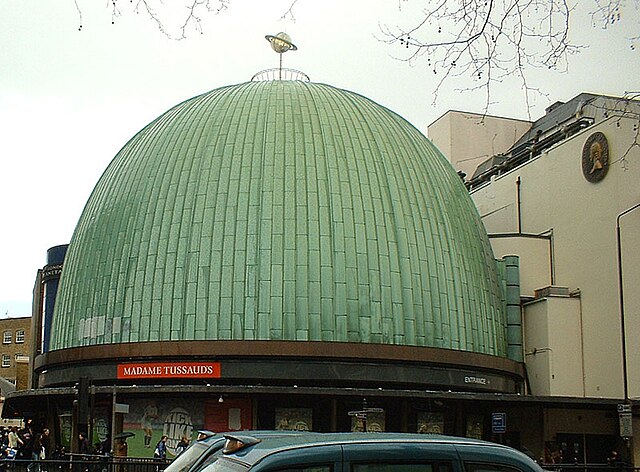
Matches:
[265,32,298,79]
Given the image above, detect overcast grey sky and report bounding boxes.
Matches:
[1,0,638,317]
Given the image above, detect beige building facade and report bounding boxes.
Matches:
[428,93,640,463]
[428,111,531,181]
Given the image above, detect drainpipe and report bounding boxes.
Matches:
[516,177,522,233]
[111,387,117,454]
[616,202,640,402]
[504,255,523,362]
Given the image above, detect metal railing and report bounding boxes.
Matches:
[0,456,170,472]
[2,458,638,472]
[541,465,640,472]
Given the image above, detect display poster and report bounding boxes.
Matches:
[350,412,386,432]
[58,412,72,449]
[275,408,313,431]
[91,407,110,449]
[417,412,444,434]
[121,397,205,458]
[466,414,484,439]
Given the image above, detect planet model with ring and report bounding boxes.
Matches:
[265,32,297,53]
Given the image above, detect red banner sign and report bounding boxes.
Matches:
[117,362,221,379]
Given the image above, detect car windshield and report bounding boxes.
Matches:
[165,440,221,472]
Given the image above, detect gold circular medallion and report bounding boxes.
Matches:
[581,132,609,183]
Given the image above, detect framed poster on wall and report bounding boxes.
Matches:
[466,414,484,439]
[275,408,312,431]
[351,412,385,432]
[417,412,444,434]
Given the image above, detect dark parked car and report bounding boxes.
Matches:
[164,432,224,472]
[202,432,544,472]
[165,431,321,472]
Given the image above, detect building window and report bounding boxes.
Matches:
[2,331,11,344]
[1,355,10,368]
[15,330,25,344]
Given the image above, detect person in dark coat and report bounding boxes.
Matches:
[153,436,167,459]
[78,433,91,455]
[175,436,190,456]
[18,426,33,461]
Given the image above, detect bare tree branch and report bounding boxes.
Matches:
[280,0,300,21]
[379,0,640,118]
[600,91,640,170]
[75,0,231,40]
[75,0,83,30]
[74,0,305,38]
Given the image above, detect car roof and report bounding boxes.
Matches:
[220,432,515,464]
[198,430,317,444]
[165,431,324,472]
[228,431,496,447]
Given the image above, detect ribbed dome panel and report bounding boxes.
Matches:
[51,81,506,355]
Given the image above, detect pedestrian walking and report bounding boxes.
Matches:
[153,436,167,459]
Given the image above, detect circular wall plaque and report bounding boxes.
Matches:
[582,132,609,183]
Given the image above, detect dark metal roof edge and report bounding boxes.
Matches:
[5,385,632,408]
[5,386,76,398]
[36,340,524,379]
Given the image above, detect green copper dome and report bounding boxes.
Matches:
[51,81,506,356]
